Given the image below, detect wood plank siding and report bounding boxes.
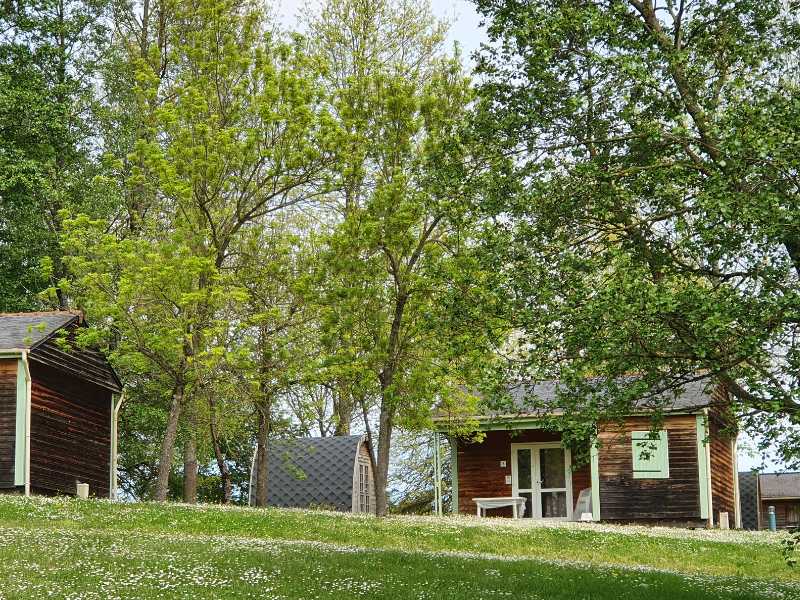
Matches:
[0,359,16,487]
[708,414,736,524]
[353,440,376,514]
[760,499,800,529]
[31,327,120,392]
[29,362,111,497]
[455,430,591,517]
[597,416,702,522]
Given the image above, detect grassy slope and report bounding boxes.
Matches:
[0,497,796,599]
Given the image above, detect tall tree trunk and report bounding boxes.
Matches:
[332,385,352,435]
[254,324,272,506]
[254,403,270,507]
[183,402,198,503]
[373,401,393,517]
[154,382,183,501]
[208,396,231,503]
[372,291,408,516]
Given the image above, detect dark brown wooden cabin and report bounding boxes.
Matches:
[0,312,121,498]
[739,472,800,530]
[440,378,740,528]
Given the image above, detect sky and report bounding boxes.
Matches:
[274,0,489,63]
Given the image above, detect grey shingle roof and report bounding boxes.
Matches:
[495,376,715,416]
[0,312,122,392]
[0,312,79,350]
[760,473,800,499]
[267,435,363,511]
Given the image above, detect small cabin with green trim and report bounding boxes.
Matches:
[0,312,122,498]
[437,378,739,527]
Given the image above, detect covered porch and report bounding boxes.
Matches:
[435,427,599,521]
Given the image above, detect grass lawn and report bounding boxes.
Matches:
[0,497,796,599]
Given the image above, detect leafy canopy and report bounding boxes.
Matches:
[473,0,800,462]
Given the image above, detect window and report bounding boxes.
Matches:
[631,430,669,479]
[788,504,800,526]
[358,462,370,513]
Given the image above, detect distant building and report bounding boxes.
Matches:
[254,435,375,514]
[0,312,122,498]
[739,472,800,530]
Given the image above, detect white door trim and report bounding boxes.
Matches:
[511,442,573,520]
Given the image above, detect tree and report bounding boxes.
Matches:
[306,0,504,516]
[70,0,337,502]
[389,430,451,514]
[473,0,800,462]
[231,216,317,507]
[97,0,177,235]
[0,0,114,310]
[62,215,221,501]
[149,0,335,502]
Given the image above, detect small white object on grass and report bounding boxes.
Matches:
[76,483,89,499]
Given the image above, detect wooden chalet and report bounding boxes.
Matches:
[0,312,122,498]
[437,378,739,528]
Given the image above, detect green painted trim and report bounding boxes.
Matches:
[631,430,670,479]
[432,410,705,434]
[14,359,26,486]
[448,435,459,514]
[590,441,600,521]
[696,414,709,520]
[475,419,546,431]
[431,420,546,433]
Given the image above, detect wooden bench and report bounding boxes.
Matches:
[473,497,527,519]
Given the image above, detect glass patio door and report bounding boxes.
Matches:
[512,444,572,519]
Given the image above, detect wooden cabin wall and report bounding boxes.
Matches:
[705,385,736,523]
[0,359,17,487]
[760,499,800,529]
[354,441,375,514]
[455,429,590,517]
[708,415,736,524]
[31,327,120,392]
[597,415,701,522]
[29,361,111,497]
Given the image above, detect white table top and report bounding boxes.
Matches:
[472,497,526,506]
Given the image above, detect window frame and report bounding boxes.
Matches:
[631,430,670,479]
[358,461,370,513]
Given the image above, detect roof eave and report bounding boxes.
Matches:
[26,314,80,351]
[432,407,708,432]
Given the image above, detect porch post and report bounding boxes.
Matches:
[449,435,458,515]
[433,431,443,516]
[590,439,601,521]
[732,435,741,529]
[696,413,712,525]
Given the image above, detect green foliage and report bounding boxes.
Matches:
[0,0,116,310]
[57,0,344,501]
[784,528,800,568]
[301,0,510,514]
[473,0,800,462]
[309,0,506,426]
